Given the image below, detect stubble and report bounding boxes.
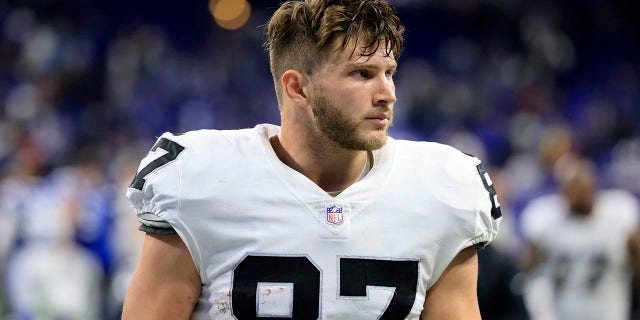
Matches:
[311,94,390,151]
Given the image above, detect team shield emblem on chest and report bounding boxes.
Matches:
[325,205,344,225]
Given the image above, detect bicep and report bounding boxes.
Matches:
[421,246,481,320]
[627,227,640,279]
[122,233,201,320]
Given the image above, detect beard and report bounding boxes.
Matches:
[570,199,593,216]
[311,93,391,151]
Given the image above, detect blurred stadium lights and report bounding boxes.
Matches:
[209,0,252,30]
[205,0,425,31]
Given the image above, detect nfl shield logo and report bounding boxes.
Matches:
[325,205,344,225]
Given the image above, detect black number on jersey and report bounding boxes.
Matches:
[129,138,185,190]
[232,256,321,319]
[552,254,571,291]
[586,253,608,290]
[475,163,502,219]
[340,258,419,319]
[232,255,419,319]
[552,252,609,293]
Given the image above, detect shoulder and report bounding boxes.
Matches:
[125,127,260,218]
[393,139,487,203]
[158,127,257,152]
[391,138,501,243]
[394,140,502,225]
[597,189,639,226]
[521,193,566,220]
[598,189,638,209]
[127,129,248,188]
[393,139,482,179]
[520,193,566,242]
[153,127,262,168]
[393,138,474,159]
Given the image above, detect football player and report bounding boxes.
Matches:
[122,0,501,319]
[521,156,640,320]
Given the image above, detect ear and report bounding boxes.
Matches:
[281,70,310,105]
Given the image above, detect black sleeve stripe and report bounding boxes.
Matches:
[138,224,178,235]
[475,163,502,220]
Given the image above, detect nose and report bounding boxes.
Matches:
[373,75,396,107]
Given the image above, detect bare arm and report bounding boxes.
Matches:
[627,227,640,286]
[421,246,481,320]
[522,242,543,273]
[122,233,201,320]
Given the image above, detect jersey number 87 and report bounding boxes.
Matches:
[232,255,419,319]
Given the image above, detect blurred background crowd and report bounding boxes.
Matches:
[0,0,638,319]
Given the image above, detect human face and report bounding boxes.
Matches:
[308,40,397,151]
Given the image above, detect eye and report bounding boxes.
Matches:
[354,70,372,79]
[385,69,397,78]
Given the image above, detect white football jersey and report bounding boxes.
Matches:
[126,124,501,319]
[521,190,639,320]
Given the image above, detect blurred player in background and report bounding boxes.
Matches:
[521,155,640,320]
[122,0,501,319]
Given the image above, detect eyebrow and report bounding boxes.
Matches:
[347,59,397,71]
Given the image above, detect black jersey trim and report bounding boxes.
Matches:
[475,163,502,219]
[138,223,177,235]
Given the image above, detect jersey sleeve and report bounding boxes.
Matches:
[125,132,185,234]
[418,143,502,249]
[471,159,502,247]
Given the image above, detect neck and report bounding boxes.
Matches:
[271,125,370,193]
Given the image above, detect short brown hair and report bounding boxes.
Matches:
[265,0,405,105]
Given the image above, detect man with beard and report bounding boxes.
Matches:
[122,0,501,319]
